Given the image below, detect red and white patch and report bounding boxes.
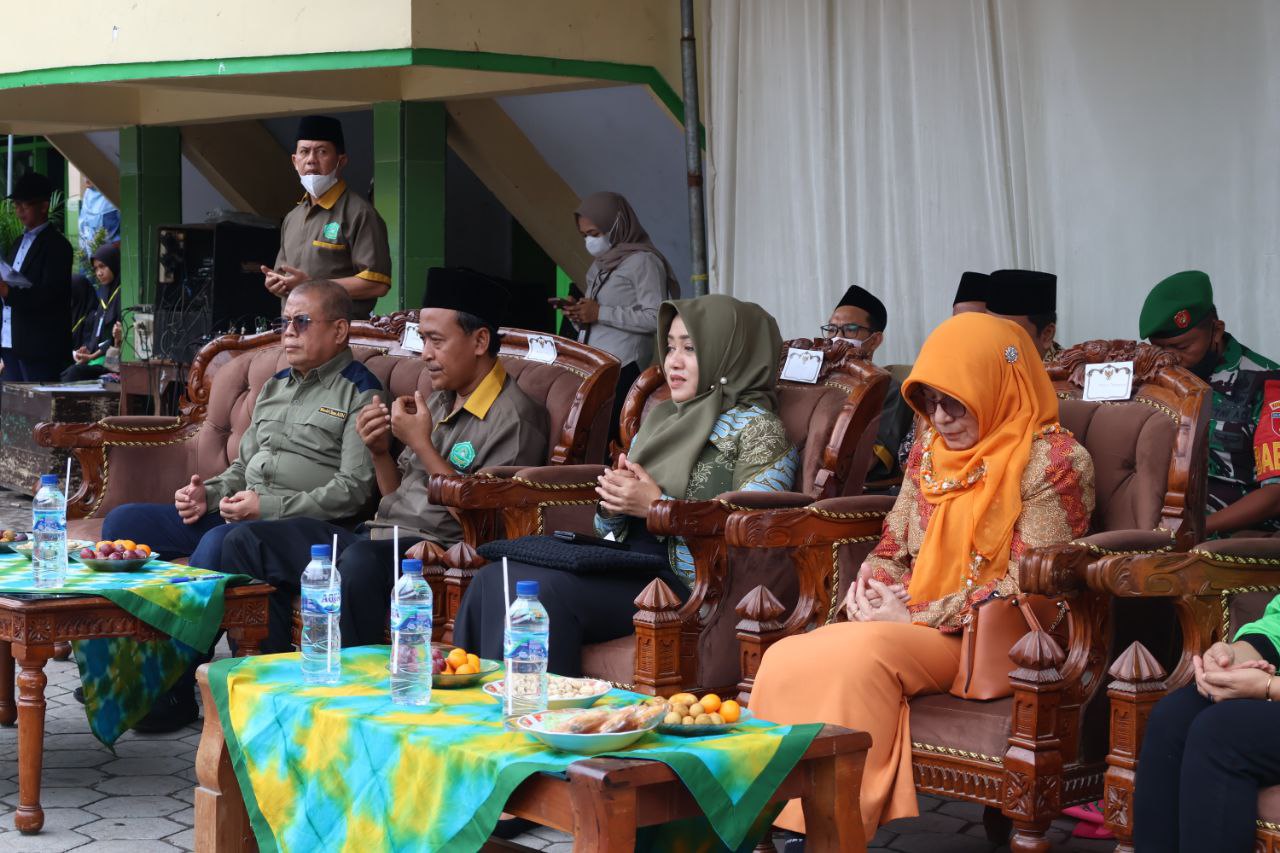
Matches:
[1173,309,1191,329]
[1254,380,1280,481]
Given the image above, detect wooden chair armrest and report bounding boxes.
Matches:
[34,415,197,449]
[723,501,888,549]
[428,466,604,510]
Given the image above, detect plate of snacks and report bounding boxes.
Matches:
[430,644,500,688]
[484,675,612,709]
[656,692,750,736]
[12,539,96,561]
[517,698,667,754]
[0,530,30,554]
[72,540,159,572]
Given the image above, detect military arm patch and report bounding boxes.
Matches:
[1254,379,1280,482]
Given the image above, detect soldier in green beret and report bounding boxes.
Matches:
[1140,270,1280,535]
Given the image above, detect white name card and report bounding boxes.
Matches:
[1082,361,1135,402]
[780,347,823,384]
[527,335,558,364]
[400,321,424,354]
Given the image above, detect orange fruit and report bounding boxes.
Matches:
[454,663,477,675]
[466,653,481,671]
[137,544,152,556]
[720,700,741,724]
[700,693,722,714]
[444,662,455,675]
[446,648,469,669]
[116,540,136,551]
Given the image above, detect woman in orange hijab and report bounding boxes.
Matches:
[750,312,1096,847]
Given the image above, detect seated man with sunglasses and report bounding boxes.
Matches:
[101,279,381,575]
[822,285,913,491]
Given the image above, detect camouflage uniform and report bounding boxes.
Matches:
[1204,335,1280,530]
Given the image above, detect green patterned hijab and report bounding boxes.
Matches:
[628,294,783,499]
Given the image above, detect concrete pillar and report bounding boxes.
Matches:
[118,126,181,313]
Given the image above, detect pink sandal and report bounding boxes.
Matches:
[1063,801,1115,839]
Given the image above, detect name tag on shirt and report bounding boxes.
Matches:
[317,406,348,420]
[1082,361,1134,402]
[780,347,823,384]
[527,335,558,364]
[401,321,424,354]
[1,305,10,349]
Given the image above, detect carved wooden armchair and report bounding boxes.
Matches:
[733,339,1213,851]
[1053,534,1280,851]
[431,338,891,696]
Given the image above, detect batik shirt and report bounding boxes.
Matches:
[1204,335,1280,531]
[595,404,800,588]
[866,429,1095,631]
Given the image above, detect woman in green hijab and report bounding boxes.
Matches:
[453,294,800,676]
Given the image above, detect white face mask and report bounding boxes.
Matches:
[300,170,339,199]
[584,234,611,257]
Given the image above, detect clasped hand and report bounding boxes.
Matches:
[1193,641,1276,702]
[841,562,911,623]
[595,453,662,518]
[260,264,307,298]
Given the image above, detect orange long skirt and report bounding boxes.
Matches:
[749,621,961,840]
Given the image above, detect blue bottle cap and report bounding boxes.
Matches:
[310,544,332,559]
[516,580,539,597]
[39,474,58,486]
[402,559,423,575]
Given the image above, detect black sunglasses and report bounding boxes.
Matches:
[272,314,323,334]
[911,389,968,419]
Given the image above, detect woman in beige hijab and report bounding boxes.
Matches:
[559,191,682,445]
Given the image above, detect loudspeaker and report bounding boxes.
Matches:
[153,221,281,362]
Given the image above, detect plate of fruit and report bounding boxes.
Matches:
[0,530,30,554]
[73,540,158,572]
[655,692,750,736]
[483,674,612,709]
[431,644,500,688]
[12,538,95,560]
[517,698,667,755]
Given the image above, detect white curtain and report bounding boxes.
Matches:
[705,0,1280,365]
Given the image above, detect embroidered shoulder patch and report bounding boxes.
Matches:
[1254,380,1280,481]
[449,441,476,470]
[322,221,341,241]
[318,406,347,420]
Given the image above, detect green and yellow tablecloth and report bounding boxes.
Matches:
[209,647,822,853]
[0,553,249,744]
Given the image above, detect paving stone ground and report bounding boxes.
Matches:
[0,488,1118,851]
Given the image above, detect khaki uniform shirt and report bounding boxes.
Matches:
[275,180,392,318]
[369,362,548,544]
[203,349,382,520]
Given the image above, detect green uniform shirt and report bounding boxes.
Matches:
[202,348,382,521]
[275,180,392,319]
[367,362,549,545]
[1205,334,1280,530]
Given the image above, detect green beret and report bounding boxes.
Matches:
[1139,270,1215,340]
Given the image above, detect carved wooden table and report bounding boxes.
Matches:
[192,673,871,853]
[0,582,270,834]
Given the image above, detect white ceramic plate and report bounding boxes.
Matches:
[483,677,611,709]
[517,709,659,755]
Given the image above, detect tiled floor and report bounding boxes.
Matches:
[0,488,1118,851]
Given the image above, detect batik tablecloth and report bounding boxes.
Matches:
[208,647,822,853]
[0,553,249,744]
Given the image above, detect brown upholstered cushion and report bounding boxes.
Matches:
[779,383,868,497]
[581,634,636,685]
[1259,785,1280,825]
[1197,538,1280,562]
[1073,529,1176,554]
[505,358,599,463]
[908,693,1014,762]
[1230,591,1280,638]
[1057,398,1175,533]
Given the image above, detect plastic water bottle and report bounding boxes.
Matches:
[390,559,433,706]
[504,580,550,719]
[32,474,67,589]
[300,544,341,684]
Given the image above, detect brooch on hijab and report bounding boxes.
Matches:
[1004,345,1019,364]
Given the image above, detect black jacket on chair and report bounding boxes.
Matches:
[2,225,74,366]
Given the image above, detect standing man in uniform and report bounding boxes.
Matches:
[1141,270,1280,535]
[262,115,392,319]
[221,268,549,652]
[0,172,74,381]
[986,268,1063,362]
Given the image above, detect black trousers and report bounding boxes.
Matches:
[219,518,421,653]
[1134,682,1280,852]
[452,534,688,677]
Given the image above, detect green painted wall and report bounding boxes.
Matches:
[372,101,446,313]
[118,126,180,319]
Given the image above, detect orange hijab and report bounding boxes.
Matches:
[900,313,1061,604]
